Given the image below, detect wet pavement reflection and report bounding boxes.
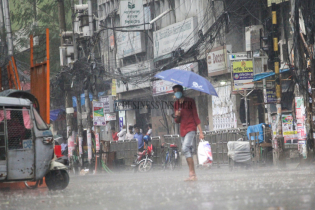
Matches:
[1,165,315,210]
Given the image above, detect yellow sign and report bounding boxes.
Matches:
[272,11,277,24]
[283,131,298,136]
[112,79,116,96]
[273,37,278,51]
[232,61,253,73]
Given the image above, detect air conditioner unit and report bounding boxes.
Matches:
[82,26,90,37]
[59,47,67,66]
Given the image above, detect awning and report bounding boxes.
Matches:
[50,109,65,121]
[253,68,290,82]
[72,93,93,107]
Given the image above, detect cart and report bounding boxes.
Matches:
[227,140,251,170]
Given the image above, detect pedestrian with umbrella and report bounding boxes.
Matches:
[155,69,218,181]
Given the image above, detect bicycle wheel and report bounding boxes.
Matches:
[163,152,169,170]
[170,153,176,171]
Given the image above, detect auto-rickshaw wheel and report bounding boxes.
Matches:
[24,180,39,189]
[45,170,69,190]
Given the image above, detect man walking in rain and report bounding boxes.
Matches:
[173,85,204,181]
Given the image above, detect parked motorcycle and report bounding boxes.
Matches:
[131,145,154,172]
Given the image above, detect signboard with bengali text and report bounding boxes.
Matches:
[232,61,254,91]
[93,102,106,126]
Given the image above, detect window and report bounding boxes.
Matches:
[33,109,48,130]
[7,109,33,150]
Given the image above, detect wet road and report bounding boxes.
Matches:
[1,164,315,210]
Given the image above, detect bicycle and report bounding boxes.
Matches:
[161,142,179,171]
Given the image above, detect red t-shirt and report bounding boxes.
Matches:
[112,132,118,141]
[174,97,201,137]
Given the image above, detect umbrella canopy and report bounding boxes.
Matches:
[154,69,218,96]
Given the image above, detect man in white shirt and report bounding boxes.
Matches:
[126,126,134,140]
[117,125,127,141]
[146,124,152,137]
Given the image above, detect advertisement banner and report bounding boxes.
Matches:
[120,0,144,30]
[93,102,106,126]
[116,31,145,58]
[267,89,277,103]
[295,97,306,141]
[67,126,74,158]
[119,117,124,131]
[105,113,116,121]
[229,53,248,61]
[109,35,115,49]
[207,46,232,74]
[232,61,254,90]
[87,130,92,160]
[282,114,297,143]
[99,96,113,114]
[212,85,237,130]
[79,136,83,155]
[112,79,117,96]
[153,16,198,58]
[68,135,74,158]
[95,133,100,152]
[116,61,153,93]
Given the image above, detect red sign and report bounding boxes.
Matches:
[95,133,100,151]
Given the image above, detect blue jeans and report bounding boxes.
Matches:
[181,131,196,158]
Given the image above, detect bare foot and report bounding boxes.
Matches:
[184,175,197,181]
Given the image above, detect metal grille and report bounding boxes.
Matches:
[110,141,117,152]
[100,140,110,166]
[150,137,162,164]
[123,140,131,165]
[116,141,124,159]
[129,140,138,156]
[6,109,33,150]
[0,108,5,160]
[109,140,139,165]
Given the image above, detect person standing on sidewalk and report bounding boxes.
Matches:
[126,125,134,140]
[117,125,127,141]
[111,127,118,141]
[133,125,144,152]
[146,124,152,137]
[173,85,204,181]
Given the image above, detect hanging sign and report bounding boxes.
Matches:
[95,133,100,152]
[87,130,92,160]
[93,102,106,126]
[232,61,254,90]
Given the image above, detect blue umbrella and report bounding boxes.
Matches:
[154,69,218,97]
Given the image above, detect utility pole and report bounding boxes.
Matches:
[33,0,36,23]
[57,0,66,45]
[71,0,82,166]
[293,0,308,162]
[0,0,6,55]
[86,0,94,166]
[71,0,78,61]
[58,0,73,158]
[271,3,285,166]
[2,0,13,56]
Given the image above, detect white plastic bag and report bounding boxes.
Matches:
[198,140,213,165]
